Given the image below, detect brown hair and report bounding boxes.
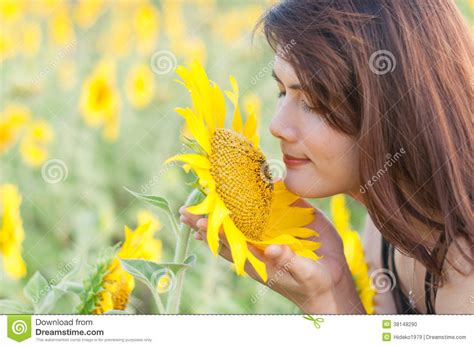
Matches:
[255,0,473,281]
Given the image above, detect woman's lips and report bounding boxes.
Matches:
[282,154,311,168]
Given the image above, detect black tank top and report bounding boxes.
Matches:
[381,237,438,314]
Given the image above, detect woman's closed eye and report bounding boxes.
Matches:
[300,99,315,113]
[277,90,316,114]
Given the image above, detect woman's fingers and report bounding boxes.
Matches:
[263,245,300,281]
[194,218,233,262]
[191,215,321,288]
[179,206,203,229]
[262,244,324,287]
[196,218,208,230]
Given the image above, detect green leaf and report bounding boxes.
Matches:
[184,254,197,266]
[119,258,194,288]
[38,287,81,314]
[119,258,193,278]
[185,189,205,206]
[123,187,172,213]
[23,272,50,308]
[56,281,83,294]
[0,300,32,314]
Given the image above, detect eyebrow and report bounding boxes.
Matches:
[271,69,302,90]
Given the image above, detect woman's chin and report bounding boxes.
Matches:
[283,170,336,199]
[283,171,316,198]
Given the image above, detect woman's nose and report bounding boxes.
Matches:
[269,112,298,142]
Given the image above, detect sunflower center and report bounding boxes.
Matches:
[209,128,273,241]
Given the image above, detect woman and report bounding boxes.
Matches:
[180,0,473,314]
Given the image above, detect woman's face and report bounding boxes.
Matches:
[269,54,360,199]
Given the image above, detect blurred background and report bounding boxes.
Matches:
[1,0,472,314]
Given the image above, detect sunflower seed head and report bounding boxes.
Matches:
[209,128,273,240]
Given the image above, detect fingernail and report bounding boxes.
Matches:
[196,219,206,229]
[265,245,282,258]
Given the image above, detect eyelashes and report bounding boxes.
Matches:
[277,90,315,114]
[300,99,314,113]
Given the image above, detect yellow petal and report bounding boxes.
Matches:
[243,109,257,141]
[294,248,321,261]
[175,107,211,154]
[267,206,314,230]
[186,191,215,215]
[222,216,247,275]
[207,197,229,256]
[231,104,243,133]
[225,75,243,133]
[298,239,321,251]
[183,164,192,173]
[251,233,303,246]
[210,82,226,128]
[246,249,267,282]
[176,61,217,133]
[264,227,319,239]
[193,168,215,190]
[272,180,300,206]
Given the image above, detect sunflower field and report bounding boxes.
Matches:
[1,0,472,315]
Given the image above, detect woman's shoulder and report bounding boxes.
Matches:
[436,237,474,313]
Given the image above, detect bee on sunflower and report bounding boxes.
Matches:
[166,61,322,283]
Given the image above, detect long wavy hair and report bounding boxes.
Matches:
[255,0,473,282]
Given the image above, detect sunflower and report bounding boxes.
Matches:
[125,63,155,109]
[0,104,30,154]
[133,2,159,55]
[330,194,375,314]
[0,184,27,280]
[48,5,75,46]
[166,61,321,282]
[79,60,120,141]
[88,210,162,314]
[20,120,54,167]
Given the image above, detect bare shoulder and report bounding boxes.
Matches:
[363,214,397,314]
[436,237,474,314]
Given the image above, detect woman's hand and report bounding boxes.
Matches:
[179,199,365,314]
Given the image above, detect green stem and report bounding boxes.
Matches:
[166,211,180,238]
[166,189,203,314]
[148,283,166,313]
